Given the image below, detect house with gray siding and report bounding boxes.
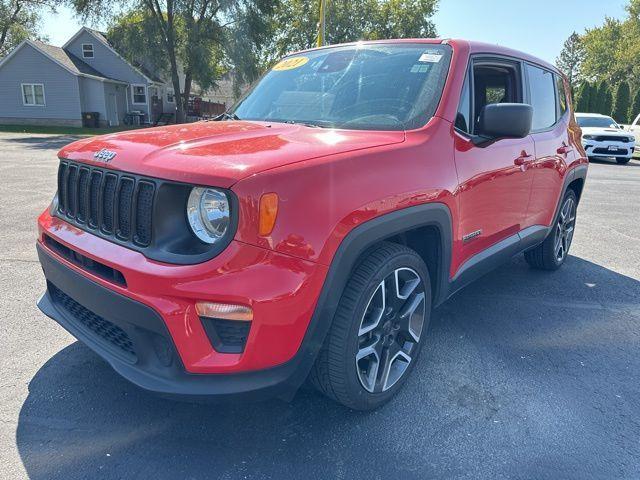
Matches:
[0,27,176,127]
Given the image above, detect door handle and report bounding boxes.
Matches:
[557,145,573,155]
[514,152,533,166]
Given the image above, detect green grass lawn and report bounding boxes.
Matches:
[0,125,144,136]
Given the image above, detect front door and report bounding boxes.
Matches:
[452,57,535,275]
[107,93,119,126]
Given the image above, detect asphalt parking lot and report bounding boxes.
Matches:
[1,131,639,479]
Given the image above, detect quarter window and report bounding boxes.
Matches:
[22,84,45,106]
[131,84,147,104]
[455,73,471,133]
[526,64,557,130]
[82,44,94,59]
[555,75,567,116]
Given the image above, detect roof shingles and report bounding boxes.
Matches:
[31,40,123,83]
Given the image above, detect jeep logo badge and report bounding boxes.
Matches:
[94,149,117,162]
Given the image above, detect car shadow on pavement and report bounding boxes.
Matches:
[1,135,85,150]
[15,255,640,479]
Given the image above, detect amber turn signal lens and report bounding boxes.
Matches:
[259,193,279,236]
[196,302,253,321]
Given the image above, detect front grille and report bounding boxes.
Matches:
[593,147,628,155]
[44,234,126,287]
[57,161,155,247]
[49,283,137,362]
[594,135,632,143]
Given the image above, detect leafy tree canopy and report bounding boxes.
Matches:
[555,31,584,90]
[267,0,438,62]
[0,0,59,56]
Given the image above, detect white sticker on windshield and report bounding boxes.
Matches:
[418,52,442,63]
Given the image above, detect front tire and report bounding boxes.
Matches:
[616,157,631,164]
[524,189,577,270]
[309,242,431,410]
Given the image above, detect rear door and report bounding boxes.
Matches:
[453,56,535,273]
[525,65,573,227]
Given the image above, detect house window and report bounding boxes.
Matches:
[22,84,45,106]
[167,89,175,103]
[131,84,147,104]
[82,44,94,59]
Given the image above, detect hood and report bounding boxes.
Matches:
[59,121,405,188]
[581,127,631,137]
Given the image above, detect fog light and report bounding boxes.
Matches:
[196,302,253,321]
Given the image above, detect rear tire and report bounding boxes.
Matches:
[524,189,577,270]
[616,157,631,164]
[309,241,431,410]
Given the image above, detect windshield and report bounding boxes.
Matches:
[230,43,452,131]
[577,116,619,128]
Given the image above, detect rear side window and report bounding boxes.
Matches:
[526,64,557,130]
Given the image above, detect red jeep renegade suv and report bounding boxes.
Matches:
[36,39,587,410]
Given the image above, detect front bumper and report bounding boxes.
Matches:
[582,140,634,158]
[37,211,329,398]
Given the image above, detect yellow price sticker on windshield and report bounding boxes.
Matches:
[272,56,309,71]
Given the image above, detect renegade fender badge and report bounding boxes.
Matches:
[93,149,117,162]
[463,230,482,243]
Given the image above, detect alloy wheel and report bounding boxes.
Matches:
[554,196,576,263]
[356,268,426,393]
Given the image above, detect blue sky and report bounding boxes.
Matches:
[43,0,629,63]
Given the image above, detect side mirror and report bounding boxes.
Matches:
[474,103,533,145]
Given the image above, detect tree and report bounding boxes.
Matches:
[575,82,591,113]
[612,81,631,123]
[268,0,438,61]
[580,17,623,85]
[556,32,584,89]
[602,85,613,117]
[72,0,275,123]
[630,88,640,123]
[586,82,598,112]
[0,0,58,56]
[592,81,613,115]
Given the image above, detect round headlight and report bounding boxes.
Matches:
[187,188,230,244]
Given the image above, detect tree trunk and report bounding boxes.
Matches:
[182,70,193,120]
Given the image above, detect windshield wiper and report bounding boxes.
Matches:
[284,120,326,128]
[213,112,241,121]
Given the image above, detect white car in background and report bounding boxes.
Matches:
[576,113,635,165]
[623,112,640,152]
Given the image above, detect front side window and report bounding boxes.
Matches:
[22,84,45,106]
[461,59,522,135]
[231,43,452,131]
[82,44,94,59]
[132,85,147,104]
[526,64,557,131]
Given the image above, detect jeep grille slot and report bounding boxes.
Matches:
[55,161,155,248]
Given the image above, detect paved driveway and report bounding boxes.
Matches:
[1,132,639,479]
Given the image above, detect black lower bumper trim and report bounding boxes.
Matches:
[36,243,309,401]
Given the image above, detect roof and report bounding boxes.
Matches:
[63,26,162,85]
[287,38,558,75]
[32,41,108,78]
[0,39,127,84]
[575,113,610,117]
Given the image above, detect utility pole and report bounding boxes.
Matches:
[317,0,327,47]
